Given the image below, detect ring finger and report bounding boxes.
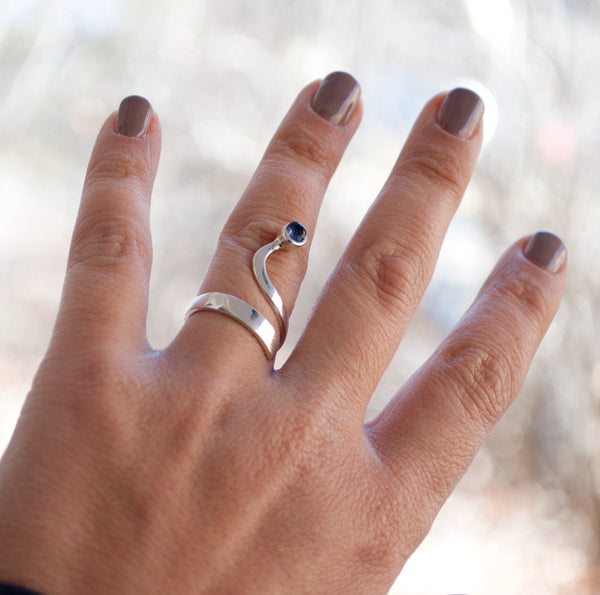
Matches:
[171,72,362,370]
[285,88,484,416]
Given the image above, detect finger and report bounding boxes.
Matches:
[172,72,362,367]
[55,96,161,354]
[368,232,567,509]
[285,88,484,411]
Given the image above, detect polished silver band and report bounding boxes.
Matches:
[185,292,278,357]
[184,222,307,359]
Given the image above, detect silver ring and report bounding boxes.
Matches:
[185,292,278,357]
[184,221,307,359]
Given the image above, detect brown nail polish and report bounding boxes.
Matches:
[524,231,567,273]
[116,95,152,137]
[312,71,361,125]
[437,88,484,139]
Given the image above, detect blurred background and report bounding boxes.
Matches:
[0,0,598,592]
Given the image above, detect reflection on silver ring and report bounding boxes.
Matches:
[184,221,307,359]
[184,292,278,357]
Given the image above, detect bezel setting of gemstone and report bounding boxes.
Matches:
[284,221,307,246]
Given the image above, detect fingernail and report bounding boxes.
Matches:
[116,95,153,137]
[312,71,361,125]
[524,231,567,273]
[437,88,484,139]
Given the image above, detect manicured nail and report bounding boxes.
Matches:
[116,95,152,137]
[312,71,361,125]
[524,231,567,273]
[437,88,484,139]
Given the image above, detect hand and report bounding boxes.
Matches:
[0,73,567,594]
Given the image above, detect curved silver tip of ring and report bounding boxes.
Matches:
[253,221,307,344]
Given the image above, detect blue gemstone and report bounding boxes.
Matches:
[286,221,307,244]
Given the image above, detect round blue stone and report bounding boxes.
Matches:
[286,221,307,245]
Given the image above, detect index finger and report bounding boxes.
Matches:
[56,97,161,356]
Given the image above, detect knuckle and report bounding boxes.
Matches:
[402,148,466,197]
[496,272,549,325]
[433,272,550,433]
[55,349,134,423]
[69,212,151,271]
[351,239,430,314]
[275,405,329,469]
[86,146,151,186]
[355,522,399,571]
[221,217,282,257]
[269,125,335,179]
[74,352,126,401]
[353,477,410,571]
[444,345,513,429]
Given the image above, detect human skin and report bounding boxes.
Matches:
[0,73,567,594]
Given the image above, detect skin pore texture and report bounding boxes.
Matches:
[0,73,566,594]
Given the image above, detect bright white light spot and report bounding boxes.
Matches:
[466,0,514,49]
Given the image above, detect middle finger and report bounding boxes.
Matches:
[171,72,361,370]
